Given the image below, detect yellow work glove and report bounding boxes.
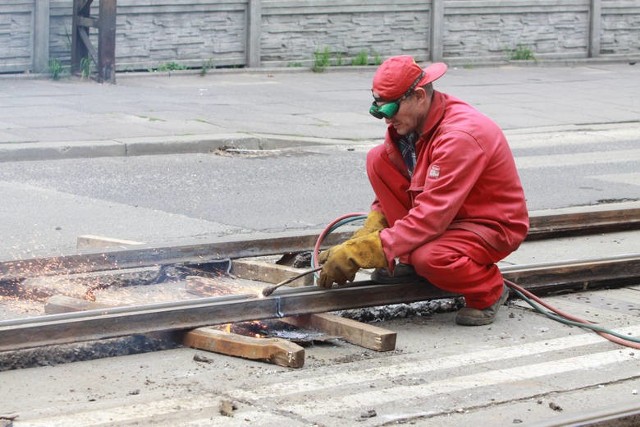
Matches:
[351,210,388,239]
[318,231,387,288]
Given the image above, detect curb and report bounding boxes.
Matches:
[0,133,366,163]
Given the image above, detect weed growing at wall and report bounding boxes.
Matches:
[509,44,536,61]
[157,62,187,72]
[80,57,92,79]
[352,50,369,66]
[200,59,214,76]
[312,48,383,71]
[48,59,65,80]
[312,47,331,72]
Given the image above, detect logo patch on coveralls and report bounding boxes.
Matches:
[428,165,440,179]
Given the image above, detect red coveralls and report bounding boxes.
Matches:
[368,91,529,309]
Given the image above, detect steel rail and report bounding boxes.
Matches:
[0,254,638,352]
[0,207,638,281]
[526,206,640,240]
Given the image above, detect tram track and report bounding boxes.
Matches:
[0,205,638,353]
[1,206,640,426]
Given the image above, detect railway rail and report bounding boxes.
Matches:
[0,206,639,353]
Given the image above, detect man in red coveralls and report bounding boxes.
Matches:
[319,55,529,326]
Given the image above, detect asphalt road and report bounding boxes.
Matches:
[0,64,639,427]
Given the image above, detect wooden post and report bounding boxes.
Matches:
[71,0,91,75]
[588,0,602,58]
[71,0,117,83]
[98,0,117,83]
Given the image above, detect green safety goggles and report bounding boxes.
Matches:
[369,71,425,120]
[369,101,401,120]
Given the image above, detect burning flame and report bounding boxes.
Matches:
[221,321,268,338]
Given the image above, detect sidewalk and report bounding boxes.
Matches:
[0,61,638,161]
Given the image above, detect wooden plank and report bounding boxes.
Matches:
[45,295,111,314]
[282,313,396,352]
[232,259,314,287]
[77,235,144,250]
[20,276,89,301]
[76,15,98,28]
[183,327,304,368]
[19,266,161,301]
[78,26,98,64]
[185,275,251,297]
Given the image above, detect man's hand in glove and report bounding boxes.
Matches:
[318,231,387,288]
[351,210,388,239]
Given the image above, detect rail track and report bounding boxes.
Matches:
[0,205,638,354]
[1,205,640,427]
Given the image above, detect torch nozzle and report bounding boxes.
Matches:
[260,266,323,297]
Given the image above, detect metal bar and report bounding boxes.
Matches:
[0,254,638,352]
[0,208,638,282]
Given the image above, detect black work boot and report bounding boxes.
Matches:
[455,284,510,326]
[370,263,421,284]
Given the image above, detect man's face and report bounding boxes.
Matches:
[384,89,429,136]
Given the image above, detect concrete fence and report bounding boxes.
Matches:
[1,0,638,74]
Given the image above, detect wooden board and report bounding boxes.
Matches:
[77,235,144,250]
[283,313,396,352]
[232,259,314,287]
[185,275,261,297]
[19,266,161,301]
[183,327,305,368]
[45,295,111,314]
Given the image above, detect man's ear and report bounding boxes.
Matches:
[414,87,428,103]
